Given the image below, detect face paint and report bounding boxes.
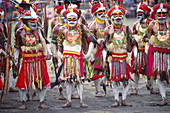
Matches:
[27,18,38,30]
[111,11,123,25]
[97,10,106,21]
[156,10,167,24]
[156,3,167,24]
[137,11,144,22]
[67,14,78,27]
[61,16,67,24]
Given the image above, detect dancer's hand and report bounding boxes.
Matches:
[45,54,51,60]
[103,61,108,71]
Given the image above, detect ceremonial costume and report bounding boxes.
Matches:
[51,4,68,100]
[104,5,137,107]
[87,2,110,97]
[147,2,170,106]
[53,6,99,108]
[0,13,7,90]
[131,3,158,95]
[14,3,50,109]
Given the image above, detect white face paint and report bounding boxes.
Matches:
[137,11,144,22]
[27,19,38,30]
[111,10,123,26]
[67,12,78,27]
[97,10,106,21]
[156,8,167,24]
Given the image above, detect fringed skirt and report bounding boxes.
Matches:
[15,50,50,90]
[63,49,84,82]
[137,48,147,74]
[152,47,170,81]
[110,52,131,81]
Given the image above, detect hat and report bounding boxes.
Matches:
[55,5,68,15]
[91,2,106,14]
[17,3,37,20]
[63,7,81,18]
[107,5,126,18]
[137,3,151,12]
[153,3,170,12]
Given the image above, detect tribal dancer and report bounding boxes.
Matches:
[53,6,98,108]
[51,4,68,100]
[88,2,110,97]
[104,5,137,107]
[14,3,51,109]
[131,3,158,95]
[147,2,170,106]
[0,9,7,90]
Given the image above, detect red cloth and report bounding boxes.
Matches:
[91,73,105,81]
[110,52,131,81]
[15,50,50,89]
[0,78,3,90]
[94,46,102,70]
[147,45,154,78]
[111,62,131,81]
[147,45,170,81]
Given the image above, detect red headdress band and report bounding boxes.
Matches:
[91,3,106,14]
[63,8,81,18]
[55,5,68,15]
[153,3,170,12]
[107,5,126,18]
[138,4,151,12]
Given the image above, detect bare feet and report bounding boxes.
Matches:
[95,93,103,97]
[130,89,138,95]
[62,102,71,108]
[58,94,66,100]
[38,102,48,109]
[9,87,18,92]
[80,103,88,108]
[71,95,79,99]
[150,89,159,94]
[111,100,119,107]
[18,102,27,110]
[157,98,167,106]
[121,100,133,106]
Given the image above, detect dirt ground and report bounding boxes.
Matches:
[0,68,170,113]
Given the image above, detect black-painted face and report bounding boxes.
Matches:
[24,18,38,30]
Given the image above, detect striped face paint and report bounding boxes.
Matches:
[67,12,78,27]
[97,10,106,20]
[156,3,167,24]
[137,11,144,22]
